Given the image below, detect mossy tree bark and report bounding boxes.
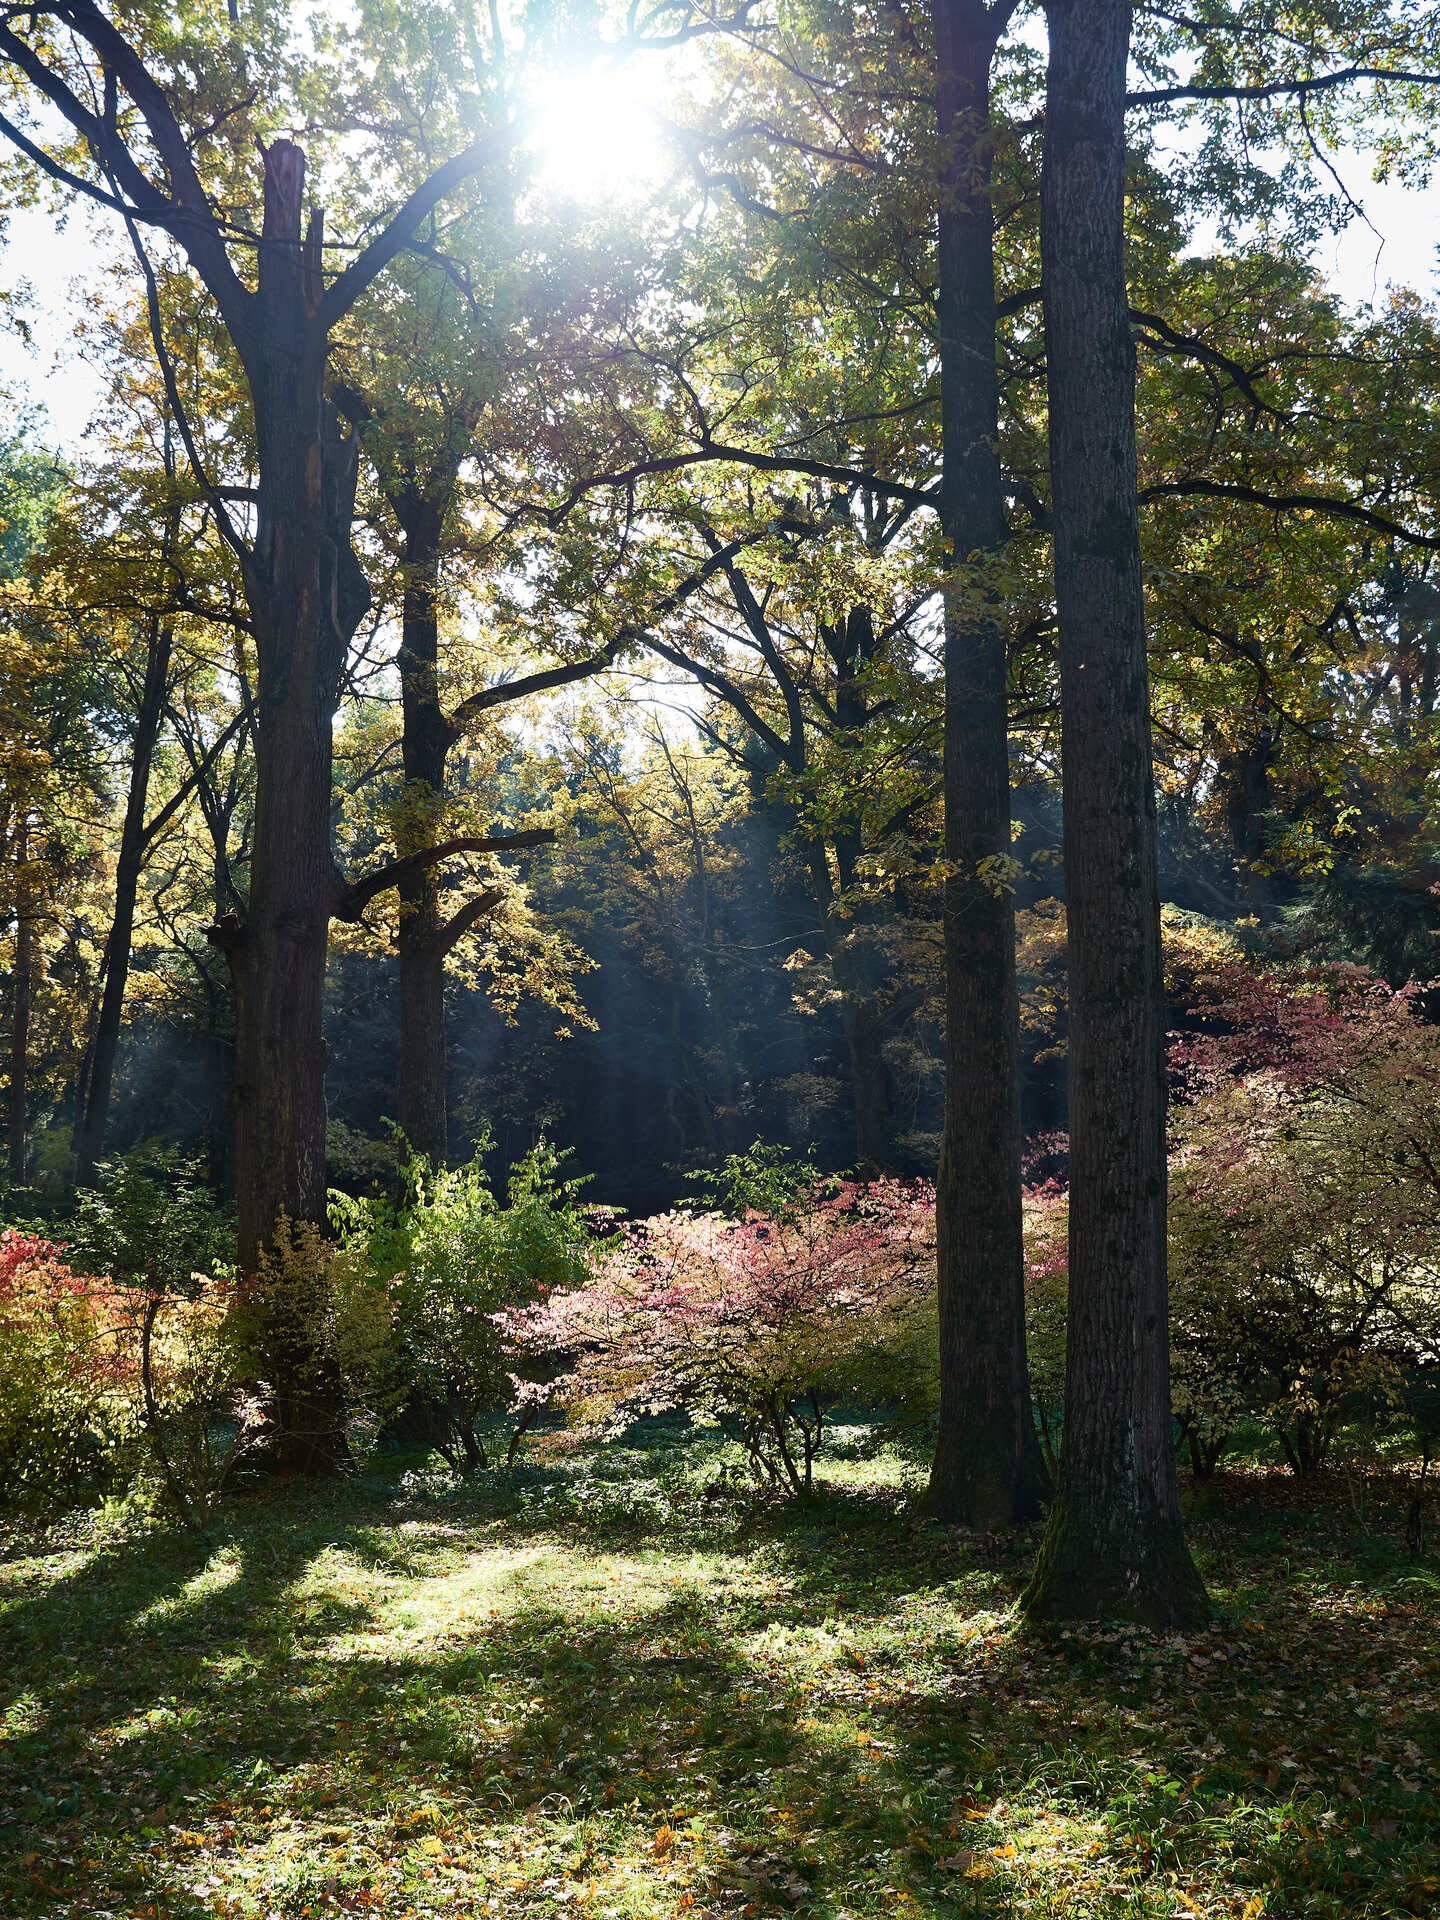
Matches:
[1021,0,1208,1626]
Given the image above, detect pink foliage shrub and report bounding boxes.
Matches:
[507,1178,937,1494]
[0,1229,142,1506]
[1015,966,1440,1477]
[1167,963,1440,1472]
[0,1229,260,1516]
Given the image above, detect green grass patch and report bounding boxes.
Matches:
[1,1435,1436,1918]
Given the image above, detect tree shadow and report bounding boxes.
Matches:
[1,1469,1437,1917]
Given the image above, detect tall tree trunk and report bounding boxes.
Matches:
[74,613,173,1186]
[1021,0,1207,1626]
[392,494,454,1166]
[928,0,1049,1527]
[8,816,31,1183]
[209,145,370,1471]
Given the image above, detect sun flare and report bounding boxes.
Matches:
[528,62,672,205]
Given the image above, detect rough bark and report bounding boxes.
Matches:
[220,147,368,1293]
[197,145,370,1471]
[74,612,173,1186]
[8,816,31,1183]
[928,0,1049,1527]
[1020,0,1207,1626]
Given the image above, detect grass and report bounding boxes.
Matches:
[1,1427,1437,1919]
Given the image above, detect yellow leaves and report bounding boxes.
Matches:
[652,1824,677,1857]
[935,1842,1015,1882]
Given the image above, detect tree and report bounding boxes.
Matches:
[538,0,1052,1514]
[928,0,1049,1527]
[1021,0,1207,1627]
[617,476,940,1170]
[0,431,101,1183]
[64,403,250,1187]
[0,1,530,1461]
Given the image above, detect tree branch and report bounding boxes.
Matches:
[21,0,252,333]
[333,827,555,922]
[447,648,619,736]
[118,203,250,566]
[1130,307,1279,414]
[532,442,935,528]
[434,887,504,960]
[316,117,530,333]
[1141,477,1440,549]
[1128,64,1440,109]
[140,709,248,850]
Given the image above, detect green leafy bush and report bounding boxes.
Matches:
[333,1141,605,1473]
[67,1146,235,1297]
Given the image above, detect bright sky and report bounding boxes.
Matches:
[0,76,1437,455]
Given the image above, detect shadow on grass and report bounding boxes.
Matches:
[0,1459,1437,1918]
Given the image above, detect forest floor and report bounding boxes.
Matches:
[1,1429,1438,1920]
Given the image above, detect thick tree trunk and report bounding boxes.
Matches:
[210,145,370,1471]
[75,615,173,1186]
[1021,0,1207,1625]
[8,816,31,1183]
[928,0,1049,1527]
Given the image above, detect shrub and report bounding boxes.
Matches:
[67,1146,234,1297]
[333,1141,605,1473]
[65,1150,267,1512]
[514,1166,936,1496]
[1169,965,1440,1474]
[129,1276,265,1521]
[1025,969,1440,1479]
[1169,1075,1427,1473]
[0,1230,137,1509]
[217,1215,398,1477]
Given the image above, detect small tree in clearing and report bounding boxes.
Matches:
[512,1175,936,1496]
